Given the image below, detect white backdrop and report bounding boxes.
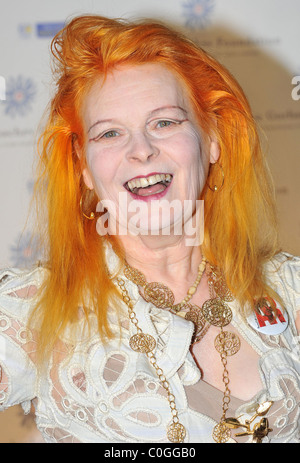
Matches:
[0,0,299,443]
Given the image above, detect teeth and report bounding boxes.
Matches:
[127,173,172,192]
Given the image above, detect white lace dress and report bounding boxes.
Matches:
[0,251,299,443]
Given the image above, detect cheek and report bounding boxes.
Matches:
[159,128,200,162]
[86,147,117,189]
[182,130,210,179]
[176,139,208,197]
[172,134,205,178]
[178,125,203,162]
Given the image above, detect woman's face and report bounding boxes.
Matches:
[81,63,218,236]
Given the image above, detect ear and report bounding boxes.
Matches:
[209,140,220,164]
[82,167,94,190]
[73,136,94,190]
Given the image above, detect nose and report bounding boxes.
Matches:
[126,131,159,162]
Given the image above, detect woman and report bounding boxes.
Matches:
[0,15,299,444]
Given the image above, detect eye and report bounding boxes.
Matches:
[156,120,173,128]
[89,129,120,142]
[146,117,187,137]
[102,130,119,138]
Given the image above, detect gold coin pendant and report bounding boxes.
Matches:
[212,421,231,443]
[129,333,156,353]
[185,305,206,330]
[167,422,186,443]
[202,298,232,327]
[143,282,175,308]
[214,331,241,356]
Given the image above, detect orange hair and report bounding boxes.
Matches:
[30,15,279,364]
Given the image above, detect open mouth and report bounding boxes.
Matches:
[124,173,173,197]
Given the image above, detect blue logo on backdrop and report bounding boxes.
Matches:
[2,76,36,118]
[36,22,65,38]
[18,22,64,38]
[182,0,215,29]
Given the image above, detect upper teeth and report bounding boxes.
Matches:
[127,173,172,192]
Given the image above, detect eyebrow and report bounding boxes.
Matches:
[88,118,115,134]
[149,105,188,116]
[87,105,188,133]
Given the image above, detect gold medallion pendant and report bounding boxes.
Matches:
[212,422,231,443]
[129,333,156,353]
[167,422,186,443]
[185,304,206,329]
[202,298,232,327]
[214,331,241,356]
[143,282,175,308]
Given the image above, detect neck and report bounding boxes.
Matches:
[117,232,203,284]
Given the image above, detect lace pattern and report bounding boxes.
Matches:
[0,253,299,443]
[41,306,195,443]
[0,271,38,413]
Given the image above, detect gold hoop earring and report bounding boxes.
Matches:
[207,162,224,192]
[80,189,96,220]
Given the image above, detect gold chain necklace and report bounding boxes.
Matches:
[124,255,207,312]
[124,256,210,345]
[116,256,206,443]
[116,276,186,443]
[204,266,241,442]
[116,258,273,443]
[199,267,273,443]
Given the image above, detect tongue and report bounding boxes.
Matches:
[135,183,167,196]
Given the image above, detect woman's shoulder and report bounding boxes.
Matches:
[265,251,300,323]
[0,264,47,292]
[266,251,300,284]
[0,264,47,319]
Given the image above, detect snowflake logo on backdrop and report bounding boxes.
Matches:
[182,0,215,29]
[10,232,40,267]
[18,23,34,38]
[2,75,36,118]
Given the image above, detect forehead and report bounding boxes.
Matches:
[83,63,189,120]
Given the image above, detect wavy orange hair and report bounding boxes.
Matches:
[31,15,279,363]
